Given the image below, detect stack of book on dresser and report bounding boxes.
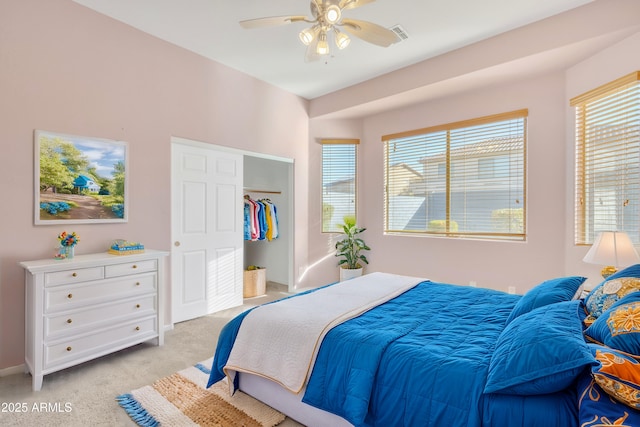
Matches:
[108,239,145,255]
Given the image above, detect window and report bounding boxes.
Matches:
[382,110,527,241]
[478,156,510,179]
[322,139,358,233]
[572,71,640,245]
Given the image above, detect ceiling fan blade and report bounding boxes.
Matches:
[239,15,308,29]
[339,0,376,10]
[341,18,399,47]
[310,0,321,19]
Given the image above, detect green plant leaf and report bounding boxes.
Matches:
[335,220,370,269]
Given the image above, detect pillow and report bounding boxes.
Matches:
[506,276,586,324]
[584,292,640,356]
[604,264,640,282]
[577,367,640,425]
[485,300,595,395]
[585,264,640,319]
[589,343,640,409]
[585,277,640,323]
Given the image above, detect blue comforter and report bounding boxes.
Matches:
[304,281,512,425]
[209,280,581,427]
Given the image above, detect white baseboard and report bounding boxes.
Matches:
[0,364,25,377]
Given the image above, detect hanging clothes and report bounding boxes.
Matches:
[257,200,267,241]
[244,197,259,241]
[244,196,279,242]
[243,200,251,240]
[265,201,278,241]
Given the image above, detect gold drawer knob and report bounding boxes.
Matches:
[132,264,138,269]
[72,272,77,277]
[66,346,72,352]
[67,293,73,299]
[136,304,141,309]
[66,319,72,324]
[135,326,140,331]
[135,282,140,286]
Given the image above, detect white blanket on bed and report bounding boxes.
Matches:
[224,272,424,393]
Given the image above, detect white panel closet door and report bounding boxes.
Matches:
[171,143,243,323]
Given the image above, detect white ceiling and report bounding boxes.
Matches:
[72,0,595,100]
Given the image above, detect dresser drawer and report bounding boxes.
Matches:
[105,259,157,278]
[45,294,157,337]
[45,267,104,287]
[45,273,157,313]
[44,316,157,369]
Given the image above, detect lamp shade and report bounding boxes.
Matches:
[583,231,640,268]
[316,32,329,55]
[299,28,315,46]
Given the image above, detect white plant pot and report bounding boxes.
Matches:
[340,266,363,281]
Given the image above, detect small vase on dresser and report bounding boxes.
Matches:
[19,249,169,391]
[58,245,75,259]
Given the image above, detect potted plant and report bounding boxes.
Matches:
[335,216,370,281]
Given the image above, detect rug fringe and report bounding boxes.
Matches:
[116,393,160,427]
[194,363,211,375]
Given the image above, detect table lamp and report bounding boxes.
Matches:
[583,231,640,278]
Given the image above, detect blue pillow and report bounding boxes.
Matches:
[577,368,640,426]
[485,300,595,395]
[585,264,640,319]
[584,292,640,356]
[589,343,640,409]
[605,264,640,282]
[506,276,586,324]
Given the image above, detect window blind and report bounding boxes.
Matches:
[572,71,640,245]
[382,110,527,241]
[321,139,358,233]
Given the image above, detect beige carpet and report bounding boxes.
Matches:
[0,282,303,427]
[117,358,285,427]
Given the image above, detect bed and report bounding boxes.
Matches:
[208,268,640,427]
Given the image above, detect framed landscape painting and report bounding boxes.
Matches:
[35,130,129,224]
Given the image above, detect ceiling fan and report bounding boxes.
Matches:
[239,0,400,61]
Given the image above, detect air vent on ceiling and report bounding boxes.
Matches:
[390,25,409,42]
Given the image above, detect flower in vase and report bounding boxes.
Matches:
[58,231,79,247]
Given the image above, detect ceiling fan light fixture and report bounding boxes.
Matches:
[334,28,350,50]
[325,5,341,24]
[239,0,400,61]
[299,27,315,46]
[316,31,329,55]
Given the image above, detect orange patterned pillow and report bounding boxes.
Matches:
[592,346,640,409]
[584,293,640,356]
[578,368,640,426]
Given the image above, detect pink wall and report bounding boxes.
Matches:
[308,73,570,290]
[305,2,640,291]
[304,119,364,286]
[2,0,640,373]
[360,73,567,290]
[309,0,640,119]
[0,0,310,370]
[564,32,640,280]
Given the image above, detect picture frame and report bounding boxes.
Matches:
[34,130,129,225]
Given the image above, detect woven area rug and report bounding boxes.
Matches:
[117,358,286,427]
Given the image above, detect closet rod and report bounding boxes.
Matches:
[244,188,282,194]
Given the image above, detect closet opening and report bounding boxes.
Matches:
[243,155,294,297]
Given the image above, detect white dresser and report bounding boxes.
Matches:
[20,250,169,391]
